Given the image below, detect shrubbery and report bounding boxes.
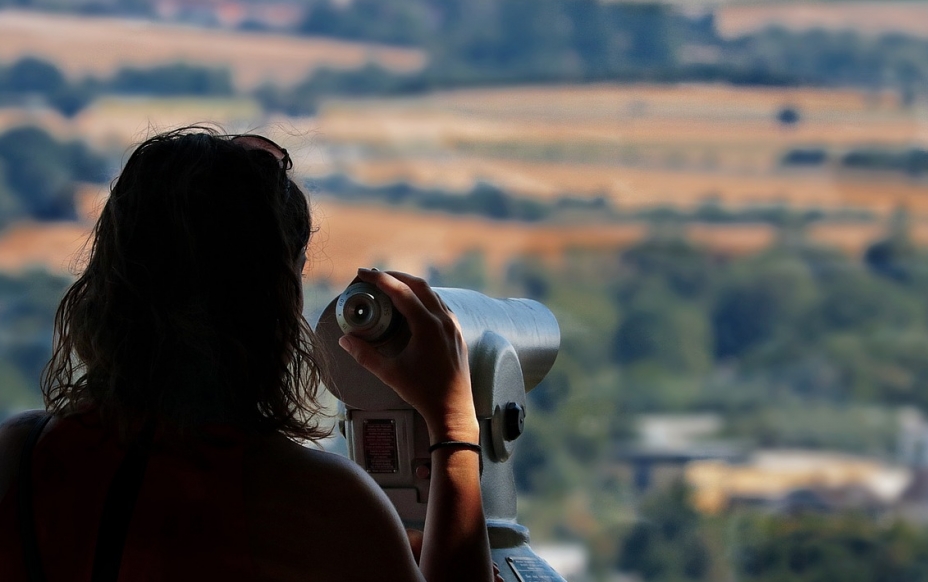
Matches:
[0,126,108,223]
[0,58,235,117]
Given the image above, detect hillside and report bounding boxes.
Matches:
[0,9,426,89]
[716,1,928,39]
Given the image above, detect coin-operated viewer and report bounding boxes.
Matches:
[315,281,566,582]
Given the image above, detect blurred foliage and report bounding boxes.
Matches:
[419,211,928,574]
[723,403,898,454]
[6,2,928,116]
[843,148,928,177]
[0,56,95,117]
[289,0,928,100]
[0,57,235,116]
[618,482,713,580]
[2,3,928,577]
[311,175,560,222]
[0,269,71,418]
[0,0,150,14]
[107,63,234,97]
[0,125,108,223]
[733,511,928,582]
[311,174,876,229]
[254,63,426,116]
[599,481,928,581]
[246,0,928,115]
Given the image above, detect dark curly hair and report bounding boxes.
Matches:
[42,127,330,442]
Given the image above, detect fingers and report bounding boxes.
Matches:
[355,269,425,323]
[338,334,380,370]
[381,271,447,315]
[355,269,448,322]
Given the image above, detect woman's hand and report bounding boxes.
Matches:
[337,269,478,442]
[339,270,493,581]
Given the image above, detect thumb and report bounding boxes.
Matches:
[338,334,379,370]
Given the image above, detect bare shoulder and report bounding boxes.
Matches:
[245,432,381,502]
[0,409,47,437]
[244,433,423,581]
[0,410,50,500]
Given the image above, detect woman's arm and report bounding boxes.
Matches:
[338,269,493,582]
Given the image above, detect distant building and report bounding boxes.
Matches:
[685,450,912,515]
[896,407,928,522]
[533,544,589,582]
[612,413,748,491]
[899,406,928,468]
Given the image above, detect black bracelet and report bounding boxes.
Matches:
[428,440,482,454]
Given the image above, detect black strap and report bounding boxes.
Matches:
[17,414,53,582]
[90,423,155,582]
[16,415,155,582]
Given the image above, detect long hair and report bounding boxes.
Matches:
[42,127,330,442]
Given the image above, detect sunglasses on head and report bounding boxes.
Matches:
[230,134,294,199]
[230,134,293,171]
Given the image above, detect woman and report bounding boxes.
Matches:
[0,128,494,581]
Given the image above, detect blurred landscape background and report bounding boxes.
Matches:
[3,0,928,579]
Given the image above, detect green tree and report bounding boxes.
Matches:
[108,63,233,96]
[735,514,928,582]
[613,301,712,374]
[620,236,714,300]
[0,126,107,221]
[712,252,818,359]
[0,269,71,416]
[618,481,712,581]
[4,57,66,93]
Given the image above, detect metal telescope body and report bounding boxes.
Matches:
[315,287,566,582]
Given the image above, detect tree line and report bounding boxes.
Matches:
[417,213,928,500]
[5,0,928,117]
[415,219,928,577]
[292,0,928,100]
[0,125,107,224]
[613,481,928,581]
[0,57,234,117]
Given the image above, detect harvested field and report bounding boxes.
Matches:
[251,200,655,282]
[0,197,912,283]
[0,99,314,157]
[686,223,776,256]
[318,84,912,152]
[71,97,265,150]
[0,221,91,275]
[394,83,899,117]
[307,83,927,218]
[0,9,426,89]
[1,76,925,271]
[716,2,928,40]
[0,198,650,281]
[337,157,928,215]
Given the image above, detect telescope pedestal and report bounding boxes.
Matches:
[317,287,565,582]
[489,520,566,582]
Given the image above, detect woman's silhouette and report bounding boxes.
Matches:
[0,128,493,581]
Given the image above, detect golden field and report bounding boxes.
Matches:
[0,9,426,89]
[1,79,926,276]
[310,83,927,217]
[338,158,928,214]
[5,190,928,284]
[716,1,928,40]
[1,11,927,277]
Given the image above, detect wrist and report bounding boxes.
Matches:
[424,410,480,444]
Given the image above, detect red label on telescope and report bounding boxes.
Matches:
[362,419,398,473]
